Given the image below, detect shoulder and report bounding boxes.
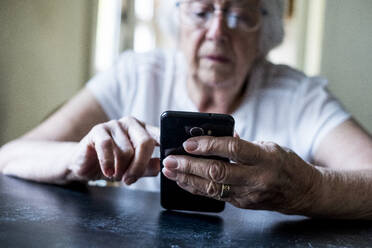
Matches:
[254,61,308,91]
[259,61,329,92]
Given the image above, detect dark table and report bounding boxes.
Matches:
[0,174,371,248]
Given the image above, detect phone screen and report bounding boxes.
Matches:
[160,111,235,212]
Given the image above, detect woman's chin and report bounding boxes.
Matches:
[197,74,235,89]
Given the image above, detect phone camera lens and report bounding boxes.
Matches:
[189,127,204,136]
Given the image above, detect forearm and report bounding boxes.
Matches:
[0,140,79,184]
[306,166,372,219]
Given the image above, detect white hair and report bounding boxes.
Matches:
[157,0,285,57]
[259,0,285,56]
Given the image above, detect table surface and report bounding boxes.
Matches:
[1,175,371,248]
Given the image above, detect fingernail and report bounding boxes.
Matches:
[125,177,137,185]
[162,168,177,180]
[163,157,178,169]
[106,168,114,177]
[183,140,198,151]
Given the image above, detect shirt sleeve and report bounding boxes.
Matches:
[85,51,136,120]
[290,76,351,161]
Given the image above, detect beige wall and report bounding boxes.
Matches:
[321,0,372,132]
[0,0,97,145]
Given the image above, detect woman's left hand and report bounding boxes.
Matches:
[162,136,322,214]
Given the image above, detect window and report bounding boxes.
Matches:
[94,0,122,73]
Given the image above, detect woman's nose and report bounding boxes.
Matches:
[205,13,229,42]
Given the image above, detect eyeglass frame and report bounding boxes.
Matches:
[175,0,267,33]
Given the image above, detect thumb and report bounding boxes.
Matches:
[143,158,160,177]
[234,130,240,138]
[145,124,160,146]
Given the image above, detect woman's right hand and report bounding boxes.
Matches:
[67,116,160,185]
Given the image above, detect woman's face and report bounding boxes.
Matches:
[179,0,261,90]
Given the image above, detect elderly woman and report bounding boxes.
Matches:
[1,0,372,219]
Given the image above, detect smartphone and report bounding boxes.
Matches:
[160,111,235,212]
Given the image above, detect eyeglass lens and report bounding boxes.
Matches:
[178,0,261,32]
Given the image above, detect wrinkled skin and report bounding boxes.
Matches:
[68,116,160,185]
[162,136,321,214]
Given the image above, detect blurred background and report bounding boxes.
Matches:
[0,0,371,145]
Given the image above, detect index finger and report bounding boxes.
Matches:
[131,119,160,146]
[183,136,263,164]
[121,118,156,183]
[163,155,260,185]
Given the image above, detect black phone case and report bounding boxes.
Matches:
[160,111,235,212]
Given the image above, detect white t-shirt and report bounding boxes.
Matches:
[87,50,350,191]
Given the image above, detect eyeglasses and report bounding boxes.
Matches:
[176,0,263,33]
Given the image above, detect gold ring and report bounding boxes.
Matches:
[220,184,231,199]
